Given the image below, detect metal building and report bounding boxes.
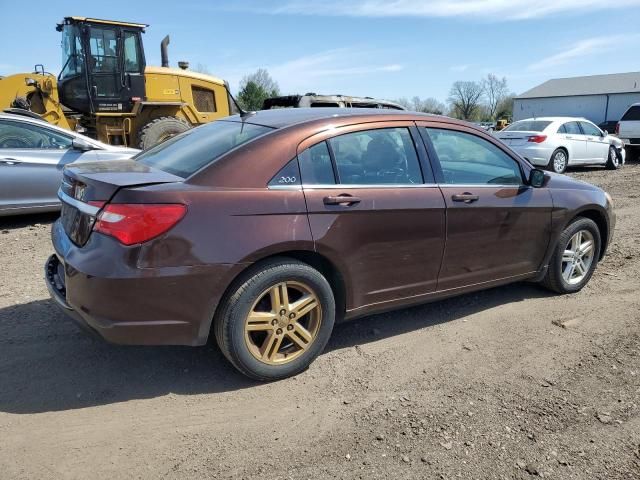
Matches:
[513,72,640,124]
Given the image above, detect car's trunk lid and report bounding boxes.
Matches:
[59,160,183,246]
[497,131,541,146]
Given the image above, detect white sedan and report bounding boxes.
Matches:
[495,117,625,174]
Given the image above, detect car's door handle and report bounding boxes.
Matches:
[566,136,573,139]
[323,195,361,206]
[0,158,22,165]
[452,193,479,203]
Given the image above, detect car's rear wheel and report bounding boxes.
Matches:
[548,148,568,174]
[214,259,335,381]
[541,217,601,294]
[605,146,620,170]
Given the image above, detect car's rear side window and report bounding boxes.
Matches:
[136,120,273,178]
[621,106,640,121]
[298,141,336,185]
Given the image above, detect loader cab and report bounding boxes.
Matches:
[57,17,147,115]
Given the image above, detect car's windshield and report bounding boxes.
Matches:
[136,120,274,178]
[621,106,640,121]
[503,120,552,132]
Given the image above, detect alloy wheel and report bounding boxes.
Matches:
[553,151,567,173]
[244,281,322,365]
[561,230,595,285]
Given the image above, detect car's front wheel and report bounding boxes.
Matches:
[541,217,601,294]
[214,259,336,381]
[548,148,568,174]
[606,146,621,170]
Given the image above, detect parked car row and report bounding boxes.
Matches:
[44,108,615,381]
[495,117,625,173]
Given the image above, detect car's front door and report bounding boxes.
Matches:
[580,121,609,163]
[0,120,93,212]
[418,124,553,291]
[298,123,446,312]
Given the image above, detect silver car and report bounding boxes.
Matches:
[0,113,138,216]
[496,117,625,174]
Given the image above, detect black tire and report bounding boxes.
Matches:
[541,217,601,294]
[605,146,621,170]
[214,258,336,381]
[137,116,191,150]
[548,148,568,174]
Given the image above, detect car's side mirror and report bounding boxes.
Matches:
[71,138,95,152]
[529,169,546,187]
[602,130,608,137]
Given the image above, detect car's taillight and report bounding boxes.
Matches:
[527,135,547,143]
[93,204,186,245]
[615,122,620,135]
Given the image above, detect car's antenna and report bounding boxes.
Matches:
[223,82,254,119]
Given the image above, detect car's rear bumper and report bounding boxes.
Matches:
[508,144,554,166]
[46,220,241,346]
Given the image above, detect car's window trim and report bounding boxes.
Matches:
[418,124,527,186]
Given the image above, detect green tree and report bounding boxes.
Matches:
[237,68,280,111]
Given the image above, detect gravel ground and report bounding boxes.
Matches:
[0,164,639,479]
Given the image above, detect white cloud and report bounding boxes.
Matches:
[220,47,403,94]
[255,0,640,20]
[527,34,640,71]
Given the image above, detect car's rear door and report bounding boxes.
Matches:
[559,121,587,164]
[298,122,446,312]
[0,119,88,212]
[417,122,552,291]
[580,121,609,163]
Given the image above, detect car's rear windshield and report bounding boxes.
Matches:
[503,120,552,132]
[135,121,273,178]
[621,106,640,121]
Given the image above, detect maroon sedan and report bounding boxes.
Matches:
[46,109,615,380]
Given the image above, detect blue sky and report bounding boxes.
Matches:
[1,0,639,103]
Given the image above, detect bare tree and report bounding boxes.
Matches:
[193,63,211,75]
[412,96,445,114]
[448,81,484,120]
[395,96,445,114]
[482,74,509,120]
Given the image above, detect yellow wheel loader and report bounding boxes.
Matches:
[0,17,233,148]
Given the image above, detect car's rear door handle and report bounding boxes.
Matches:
[323,195,361,206]
[452,193,479,203]
[0,158,22,165]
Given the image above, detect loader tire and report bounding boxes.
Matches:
[137,116,191,150]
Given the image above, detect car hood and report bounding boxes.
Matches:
[545,172,600,192]
[100,145,140,154]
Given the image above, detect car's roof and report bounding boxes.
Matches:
[514,116,592,123]
[222,107,451,129]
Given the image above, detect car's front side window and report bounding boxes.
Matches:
[425,128,522,185]
[328,128,423,185]
[579,122,602,136]
[0,121,72,149]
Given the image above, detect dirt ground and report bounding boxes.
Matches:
[1,164,639,480]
